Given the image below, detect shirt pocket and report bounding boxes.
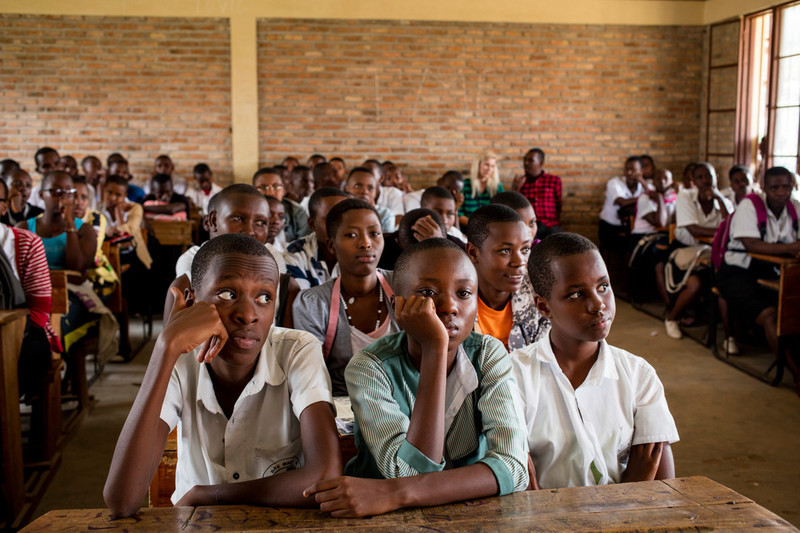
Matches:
[254,441,303,478]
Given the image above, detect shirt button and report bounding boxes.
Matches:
[233,472,239,480]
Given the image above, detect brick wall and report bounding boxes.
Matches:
[258,19,705,237]
[0,14,232,188]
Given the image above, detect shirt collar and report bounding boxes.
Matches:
[535,333,618,385]
[195,334,281,415]
[444,345,479,430]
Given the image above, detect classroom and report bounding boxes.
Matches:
[1,0,799,531]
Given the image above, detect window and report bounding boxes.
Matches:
[736,2,800,179]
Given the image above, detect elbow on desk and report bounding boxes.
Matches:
[103,485,143,519]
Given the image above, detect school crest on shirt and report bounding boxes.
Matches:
[263,456,301,476]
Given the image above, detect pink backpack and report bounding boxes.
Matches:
[711,193,798,270]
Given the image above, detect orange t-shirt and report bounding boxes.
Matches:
[477,297,513,349]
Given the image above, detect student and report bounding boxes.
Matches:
[0,178,8,222]
[378,208,447,270]
[73,178,120,300]
[599,156,646,253]
[282,166,312,241]
[329,157,347,187]
[304,238,528,517]
[29,146,62,209]
[718,167,800,390]
[266,195,286,252]
[364,159,403,225]
[284,187,349,290]
[103,175,153,318]
[420,186,466,244]
[108,157,146,204]
[458,150,503,226]
[641,154,656,182]
[511,232,678,489]
[465,204,548,351]
[2,169,44,225]
[438,170,466,221]
[81,155,105,203]
[490,190,539,243]
[721,165,754,206]
[18,171,99,355]
[511,148,562,238]
[166,185,290,326]
[344,167,396,233]
[186,163,222,215]
[665,162,732,339]
[59,155,79,177]
[312,162,339,190]
[680,163,696,192]
[630,169,676,308]
[104,233,341,516]
[0,158,20,179]
[0,220,60,399]
[143,174,190,220]
[253,167,286,200]
[292,198,399,396]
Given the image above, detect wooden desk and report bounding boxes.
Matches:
[0,309,29,529]
[21,477,797,532]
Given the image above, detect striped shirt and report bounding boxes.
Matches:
[0,224,60,350]
[344,331,528,495]
[458,179,504,219]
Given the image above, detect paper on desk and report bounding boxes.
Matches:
[333,396,354,436]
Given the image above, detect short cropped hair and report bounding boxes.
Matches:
[348,166,374,180]
[252,166,281,184]
[1,158,20,177]
[325,198,379,239]
[397,208,446,249]
[80,155,100,167]
[393,237,470,293]
[490,191,532,211]
[152,173,172,185]
[330,157,345,165]
[764,166,795,186]
[465,204,523,248]
[193,163,211,175]
[440,170,464,184]
[640,154,654,166]
[625,155,643,167]
[308,186,350,219]
[729,164,752,181]
[0,176,8,197]
[107,153,125,167]
[526,148,545,162]
[105,175,128,188]
[528,232,598,299]
[207,183,265,214]
[34,147,58,167]
[420,186,455,206]
[191,233,273,292]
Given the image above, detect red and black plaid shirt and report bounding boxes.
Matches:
[519,172,562,227]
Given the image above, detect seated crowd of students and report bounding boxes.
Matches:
[1,147,797,519]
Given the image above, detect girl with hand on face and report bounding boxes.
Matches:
[458,151,504,227]
[291,199,400,396]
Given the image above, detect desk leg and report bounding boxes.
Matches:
[0,317,27,522]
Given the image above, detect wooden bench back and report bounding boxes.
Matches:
[778,262,800,337]
[149,220,194,249]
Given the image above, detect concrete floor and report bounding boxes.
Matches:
[30,302,800,526]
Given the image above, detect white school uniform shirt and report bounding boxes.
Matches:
[599,177,643,226]
[510,334,679,489]
[674,188,733,246]
[160,327,333,504]
[447,225,467,243]
[724,193,800,270]
[402,189,424,212]
[632,192,675,235]
[186,182,222,215]
[377,186,405,217]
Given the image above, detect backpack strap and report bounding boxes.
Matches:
[744,193,768,240]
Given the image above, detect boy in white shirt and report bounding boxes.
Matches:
[510,232,678,489]
[104,233,340,517]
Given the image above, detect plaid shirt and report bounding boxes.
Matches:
[519,172,562,227]
[458,179,504,218]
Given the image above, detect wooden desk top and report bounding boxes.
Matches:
[22,477,797,532]
[749,252,800,265]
